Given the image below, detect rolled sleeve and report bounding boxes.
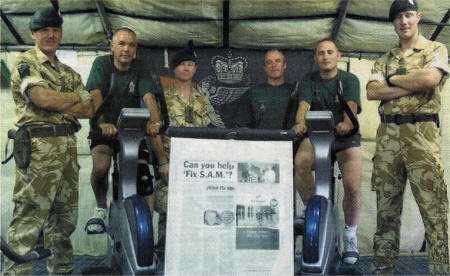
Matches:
[368,73,387,84]
[77,89,93,102]
[17,64,49,97]
[427,44,449,83]
[367,55,388,86]
[20,76,48,96]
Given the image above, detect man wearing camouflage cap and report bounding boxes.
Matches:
[367,0,449,274]
[4,6,93,275]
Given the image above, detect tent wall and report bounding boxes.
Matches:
[1,0,448,51]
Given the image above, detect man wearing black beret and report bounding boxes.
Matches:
[5,6,93,275]
[153,41,220,251]
[367,0,449,274]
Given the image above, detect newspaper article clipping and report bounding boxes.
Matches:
[165,138,293,275]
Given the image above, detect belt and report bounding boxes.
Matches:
[26,124,77,138]
[380,113,439,126]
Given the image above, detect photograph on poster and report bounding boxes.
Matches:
[235,199,280,250]
[237,162,280,184]
[203,209,235,226]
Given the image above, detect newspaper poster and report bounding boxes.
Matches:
[165,137,293,276]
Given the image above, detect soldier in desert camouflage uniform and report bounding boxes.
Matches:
[4,7,93,275]
[153,42,216,249]
[366,0,449,274]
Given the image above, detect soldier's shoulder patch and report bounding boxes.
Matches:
[17,62,30,79]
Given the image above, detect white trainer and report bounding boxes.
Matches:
[343,235,359,265]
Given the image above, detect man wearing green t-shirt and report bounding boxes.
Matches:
[85,28,167,234]
[293,39,362,265]
[246,49,296,129]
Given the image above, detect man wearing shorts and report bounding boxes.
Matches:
[293,38,362,265]
[85,28,166,234]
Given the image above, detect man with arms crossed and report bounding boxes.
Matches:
[5,7,93,274]
[367,0,448,274]
[293,38,362,265]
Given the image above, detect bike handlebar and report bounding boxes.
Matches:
[168,127,296,141]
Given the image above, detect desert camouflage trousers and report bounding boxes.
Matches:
[154,179,168,243]
[371,122,449,275]
[4,135,79,275]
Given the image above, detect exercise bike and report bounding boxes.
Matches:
[104,107,157,275]
[299,80,359,275]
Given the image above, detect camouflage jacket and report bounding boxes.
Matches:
[368,35,449,115]
[11,46,92,129]
[162,82,212,157]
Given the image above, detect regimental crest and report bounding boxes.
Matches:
[198,50,251,127]
[211,50,248,84]
[129,81,135,94]
[198,50,251,107]
[257,101,265,112]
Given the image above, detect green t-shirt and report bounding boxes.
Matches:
[86,55,157,124]
[247,83,296,129]
[299,69,361,126]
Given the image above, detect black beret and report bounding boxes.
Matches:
[170,40,197,70]
[29,7,63,31]
[389,0,418,21]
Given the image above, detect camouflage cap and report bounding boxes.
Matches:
[29,7,63,31]
[389,0,419,21]
[170,40,197,70]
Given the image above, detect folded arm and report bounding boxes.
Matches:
[62,100,94,118]
[27,86,81,111]
[389,65,444,92]
[366,81,413,101]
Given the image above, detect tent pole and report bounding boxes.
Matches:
[332,0,351,41]
[95,0,113,42]
[430,8,449,41]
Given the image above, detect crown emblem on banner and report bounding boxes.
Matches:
[211,50,248,84]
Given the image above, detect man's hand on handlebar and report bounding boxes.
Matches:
[99,123,118,136]
[336,121,353,136]
[147,121,161,137]
[293,123,308,136]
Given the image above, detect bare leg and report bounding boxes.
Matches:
[336,146,362,227]
[90,144,114,208]
[294,138,315,205]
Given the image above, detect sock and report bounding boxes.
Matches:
[344,225,357,238]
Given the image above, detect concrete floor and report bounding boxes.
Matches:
[0,253,431,275]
